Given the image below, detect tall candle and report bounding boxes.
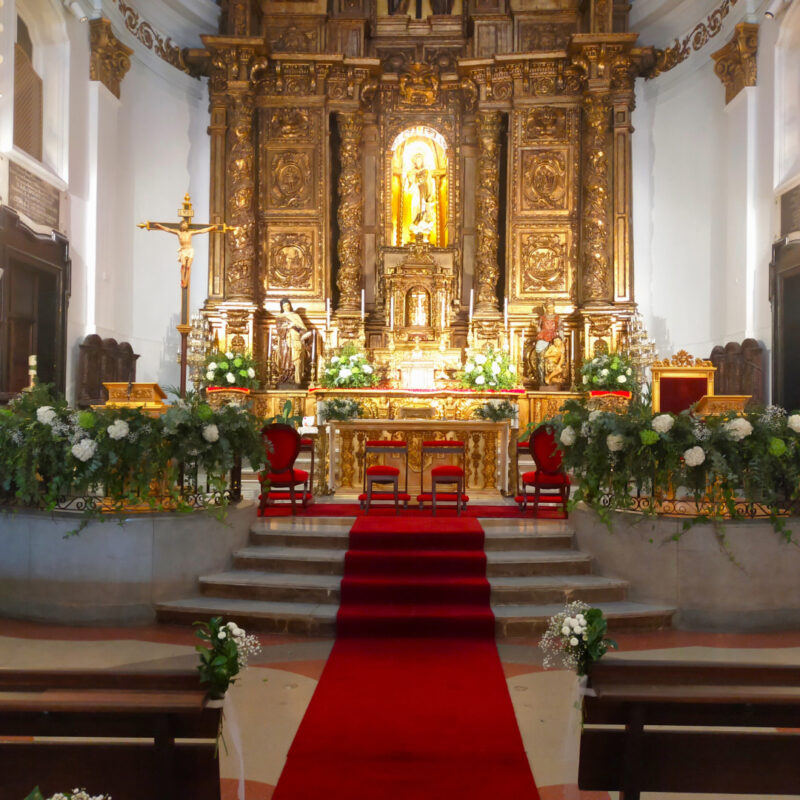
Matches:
[311,331,316,373]
[326,297,331,329]
[361,289,365,321]
[390,295,395,328]
[469,288,474,321]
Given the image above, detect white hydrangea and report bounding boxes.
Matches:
[464,362,474,373]
[225,351,234,359]
[226,372,236,384]
[206,370,215,381]
[600,368,609,377]
[651,414,674,434]
[331,356,340,364]
[339,367,352,379]
[789,414,800,433]
[684,445,706,467]
[724,417,753,441]
[362,364,373,374]
[207,361,217,371]
[107,419,129,441]
[588,410,603,423]
[617,375,627,384]
[247,367,256,378]
[202,424,219,443]
[36,406,57,425]
[474,354,487,365]
[475,374,486,385]
[71,438,97,462]
[491,361,501,375]
[606,433,625,452]
[560,426,577,446]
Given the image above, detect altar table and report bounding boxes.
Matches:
[325,419,511,495]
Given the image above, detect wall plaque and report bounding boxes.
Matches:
[781,183,800,236]
[8,161,60,230]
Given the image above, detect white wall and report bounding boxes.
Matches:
[632,4,780,396]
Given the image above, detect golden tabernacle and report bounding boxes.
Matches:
[100,383,168,416]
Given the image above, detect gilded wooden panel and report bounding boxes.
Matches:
[512,225,574,300]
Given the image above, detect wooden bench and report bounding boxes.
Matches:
[0,669,221,800]
[579,658,800,798]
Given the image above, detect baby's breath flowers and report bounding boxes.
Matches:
[194,616,262,699]
[539,601,616,676]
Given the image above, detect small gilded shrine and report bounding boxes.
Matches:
[187,0,654,428]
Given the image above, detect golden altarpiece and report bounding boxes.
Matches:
[186,0,652,491]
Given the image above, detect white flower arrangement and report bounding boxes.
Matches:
[560,426,577,446]
[581,352,636,392]
[460,346,517,391]
[539,600,616,676]
[651,414,674,434]
[724,417,754,441]
[71,438,97,462]
[202,423,220,443]
[606,433,625,452]
[683,445,706,467]
[320,343,379,389]
[203,350,259,389]
[107,419,129,441]
[195,616,262,699]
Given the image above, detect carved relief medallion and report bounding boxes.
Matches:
[268,108,312,140]
[520,233,567,293]
[521,150,567,211]
[523,107,567,142]
[269,151,312,209]
[267,232,314,290]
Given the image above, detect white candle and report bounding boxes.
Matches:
[268,328,273,360]
[390,295,395,329]
[469,288,474,321]
[311,331,316,371]
[326,297,331,329]
[361,289,365,321]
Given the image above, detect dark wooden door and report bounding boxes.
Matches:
[0,206,70,402]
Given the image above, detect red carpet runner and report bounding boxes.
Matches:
[272,516,541,799]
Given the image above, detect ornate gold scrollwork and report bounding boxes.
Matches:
[269,108,312,140]
[268,233,313,289]
[270,151,313,209]
[475,110,502,312]
[711,23,759,105]
[399,62,440,107]
[522,151,568,211]
[521,233,567,293]
[88,18,133,99]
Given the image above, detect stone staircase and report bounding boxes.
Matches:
[156,516,674,637]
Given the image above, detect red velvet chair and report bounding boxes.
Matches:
[520,425,570,516]
[259,423,307,515]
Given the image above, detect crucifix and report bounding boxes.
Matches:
[138,193,235,396]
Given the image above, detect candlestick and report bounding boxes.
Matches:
[469,288,474,321]
[361,289,365,321]
[326,297,331,330]
[390,295,395,329]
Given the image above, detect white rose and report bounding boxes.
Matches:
[207,361,217,371]
[363,364,373,374]
[202,424,220,443]
[724,417,754,441]
[474,354,487,365]
[617,375,627,384]
[206,371,215,381]
[331,356,340,364]
[247,367,256,378]
[626,368,632,376]
[226,372,236,384]
[600,368,609,377]
[218,630,227,639]
[588,410,603,423]
[606,433,625,452]
[561,625,570,636]
[225,351,234,359]
[475,375,486,385]
[36,406,57,425]
[684,445,706,467]
[71,438,97,462]
[491,362,501,375]
[569,637,579,647]
[464,362,474,373]
[789,414,800,433]
[107,419,129,441]
[560,426,577,446]
[652,414,674,434]
[350,354,359,361]
[582,375,589,385]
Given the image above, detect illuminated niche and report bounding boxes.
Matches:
[390,125,449,247]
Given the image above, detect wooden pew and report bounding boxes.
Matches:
[579,659,800,799]
[0,669,221,800]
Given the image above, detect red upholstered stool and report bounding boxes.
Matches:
[419,439,467,515]
[519,425,570,517]
[361,439,409,514]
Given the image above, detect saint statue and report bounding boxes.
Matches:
[532,299,566,388]
[405,152,436,239]
[275,298,313,386]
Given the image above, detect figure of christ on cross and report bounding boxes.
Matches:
[138,193,236,395]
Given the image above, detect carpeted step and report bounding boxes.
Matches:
[336,604,496,638]
[344,549,487,577]
[349,530,485,551]
[340,576,491,606]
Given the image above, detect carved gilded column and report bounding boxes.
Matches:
[226,94,256,300]
[474,110,502,313]
[580,94,613,304]
[335,110,364,315]
[88,18,132,99]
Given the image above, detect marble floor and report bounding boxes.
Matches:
[3,617,800,799]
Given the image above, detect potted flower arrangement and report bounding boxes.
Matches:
[25,789,110,800]
[194,616,262,701]
[461,347,518,391]
[204,350,259,407]
[320,343,379,389]
[580,352,635,411]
